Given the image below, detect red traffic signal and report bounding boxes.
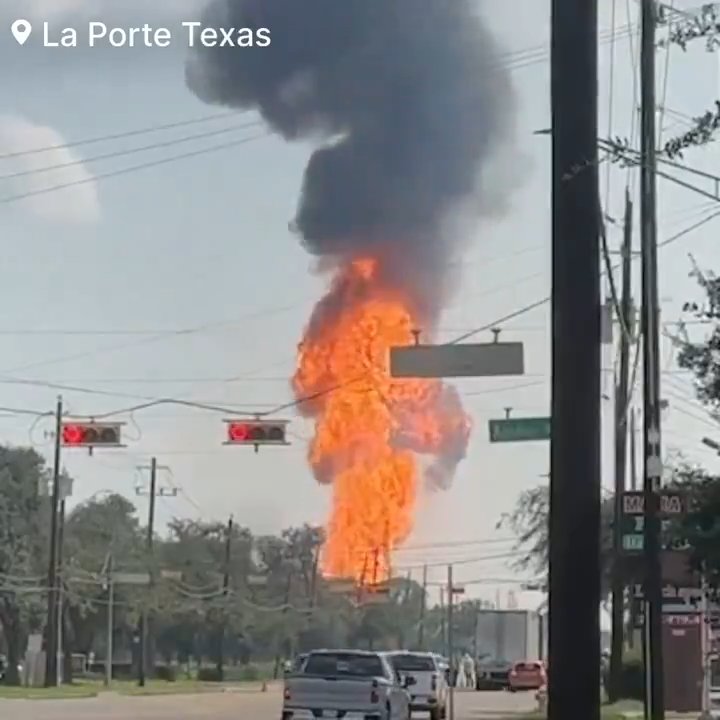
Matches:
[61,422,123,448]
[224,419,289,446]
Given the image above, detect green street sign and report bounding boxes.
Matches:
[488,417,551,443]
[623,534,644,551]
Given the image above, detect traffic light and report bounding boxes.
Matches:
[61,422,123,448]
[223,419,289,447]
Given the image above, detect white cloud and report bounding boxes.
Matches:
[0,115,100,225]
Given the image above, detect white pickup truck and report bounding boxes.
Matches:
[282,649,412,720]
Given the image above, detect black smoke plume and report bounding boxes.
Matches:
[186,0,514,317]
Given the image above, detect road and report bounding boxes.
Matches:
[0,688,536,720]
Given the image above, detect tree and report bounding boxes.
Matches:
[666,464,720,591]
[497,483,615,595]
[62,494,145,679]
[0,446,50,685]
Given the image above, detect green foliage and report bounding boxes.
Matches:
[0,452,433,677]
[497,484,615,595]
[602,656,644,701]
[0,446,51,685]
[197,667,223,682]
[154,665,177,682]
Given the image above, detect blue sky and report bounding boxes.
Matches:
[1,0,719,609]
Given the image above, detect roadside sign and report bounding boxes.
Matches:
[390,342,524,378]
[488,417,550,443]
[620,491,687,555]
[622,491,686,516]
[247,575,267,587]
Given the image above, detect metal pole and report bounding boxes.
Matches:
[105,557,114,688]
[549,0,601,718]
[447,565,455,720]
[610,190,634,702]
[44,396,63,687]
[640,1,664,718]
[138,457,157,687]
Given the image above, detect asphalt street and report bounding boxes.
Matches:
[0,688,537,720]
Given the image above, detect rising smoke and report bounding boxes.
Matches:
[186,0,515,320]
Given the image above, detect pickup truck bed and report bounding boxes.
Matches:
[283,674,389,718]
[282,650,407,720]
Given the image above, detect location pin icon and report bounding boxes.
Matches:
[11,19,32,46]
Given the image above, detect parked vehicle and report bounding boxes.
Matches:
[508,660,547,692]
[282,649,412,719]
[383,651,448,720]
[475,657,512,690]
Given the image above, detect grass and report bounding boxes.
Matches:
[116,679,234,696]
[0,682,99,700]
[0,675,276,700]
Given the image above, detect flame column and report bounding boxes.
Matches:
[549,1,601,720]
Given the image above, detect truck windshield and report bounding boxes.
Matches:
[304,653,385,678]
[388,654,436,672]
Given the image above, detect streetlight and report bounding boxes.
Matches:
[702,437,720,453]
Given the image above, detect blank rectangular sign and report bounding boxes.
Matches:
[389,342,524,378]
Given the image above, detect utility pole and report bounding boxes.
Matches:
[549,1,601,720]
[630,409,638,491]
[56,496,67,685]
[610,191,634,702]
[105,556,114,688]
[472,601,480,663]
[217,515,233,680]
[628,408,639,650]
[418,564,427,649]
[447,565,455,720]
[439,587,446,653]
[44,396,63,688]
[138,457,157,687]
[273,567,294,678]
[640,0,665,718]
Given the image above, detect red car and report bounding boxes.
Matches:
[508,660,547,692]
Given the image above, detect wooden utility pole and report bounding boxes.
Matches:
[609,191,634,702]
[418,564,428,649]
[640,0,665,717]
[217,515,233,680]
[138,457,157,687]
[549,0,601,719]
[44,396,63,687]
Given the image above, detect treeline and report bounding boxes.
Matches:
[0,446,492,686]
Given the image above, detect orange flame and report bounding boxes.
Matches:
[293,258,471,583]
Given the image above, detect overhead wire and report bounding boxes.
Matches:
[0,131,271,206]
[0,110,243,161]
[0,119,264,182]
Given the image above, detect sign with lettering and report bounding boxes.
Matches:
[620,491,687,555]
[622,491,686,515]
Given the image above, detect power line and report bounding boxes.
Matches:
[0,131,270,206]
[0,111,243,161]
[0,120,263,181]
